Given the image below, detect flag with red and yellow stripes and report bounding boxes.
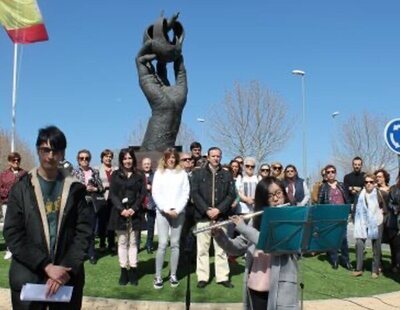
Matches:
[0,0,48,44]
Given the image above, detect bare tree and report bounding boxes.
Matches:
[209,81,291,164]
[128,121,197,152]
[0,128,36,171]
[332,112,397,174]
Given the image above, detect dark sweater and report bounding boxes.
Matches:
[343,171,366,203]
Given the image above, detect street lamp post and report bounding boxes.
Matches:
[292,69,307,182]
[196,118,205,144]
[332,111,340,134]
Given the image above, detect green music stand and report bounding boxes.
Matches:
[257,204,350,254]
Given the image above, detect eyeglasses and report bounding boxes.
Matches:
[12,158,21,163]
[79,157,90,161]
[245,165,255,168]
[364,180,375,184]
[272,166,282,170]
[38,147,62,155]
[261,168,270,172]
[268,190,284,200]
[180,158,192,162]
[285,169,295,173]
[326,170,336,174]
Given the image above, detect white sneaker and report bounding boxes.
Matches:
[153,277,163,289]
[170,275,179,288]
[4,250,12,260]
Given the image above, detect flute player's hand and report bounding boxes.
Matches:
[229,215,243,226]
[211,226,223,237]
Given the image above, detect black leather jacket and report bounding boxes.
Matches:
[317,181,350,205]
[191,164,236,222]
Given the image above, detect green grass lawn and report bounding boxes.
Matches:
[0,237,399,303]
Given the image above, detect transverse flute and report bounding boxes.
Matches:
[192,203,290,235]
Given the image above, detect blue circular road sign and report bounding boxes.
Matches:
[384,118,400,155]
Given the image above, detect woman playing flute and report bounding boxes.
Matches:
[213,176,299,310]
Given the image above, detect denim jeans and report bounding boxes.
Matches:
[155,211,185,278]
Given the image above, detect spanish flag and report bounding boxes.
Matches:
[0,0,48,44]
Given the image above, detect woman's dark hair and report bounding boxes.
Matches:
[118,147,137,172]
[253,176,289,231]
[7,152,21,161]
[229,159,242,177]
[323,164,336,172]
[190,141,202,151]
[36,125,67,151]
[284,164,298,175]
[374,168,390,186]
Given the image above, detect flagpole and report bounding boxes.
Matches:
[11,43,19,152]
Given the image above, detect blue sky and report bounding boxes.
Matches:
[0,1,399,176]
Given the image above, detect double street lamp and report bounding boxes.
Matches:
[292,69,307,182]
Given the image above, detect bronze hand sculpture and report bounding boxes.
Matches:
[136,13,188,151]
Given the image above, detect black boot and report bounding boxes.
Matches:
[119,268,129,285]
[128,268,138,286]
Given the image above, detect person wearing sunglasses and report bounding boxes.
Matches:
[257,163,270,181]
[179,153,197,263]
[237,157,258,215]
[318,164,352,270]
[180,152,194,175]
[3,126,92,309]
[270,162,284,180]
[283,164,310,206]
[352,174,386,278]
[73,149,104,265]
[0,152,26,259]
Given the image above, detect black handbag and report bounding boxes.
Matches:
[91,193,106,214]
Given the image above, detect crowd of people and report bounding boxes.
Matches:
[1,127,400,309]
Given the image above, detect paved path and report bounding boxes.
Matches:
[0,288,398,309]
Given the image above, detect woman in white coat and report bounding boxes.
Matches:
[152,147,190,289]
[352,173,386,278]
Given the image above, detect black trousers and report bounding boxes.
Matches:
[248,288,269,310]
[145,209,156,249]
[98,202,115,249]
[389,233,400,268]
